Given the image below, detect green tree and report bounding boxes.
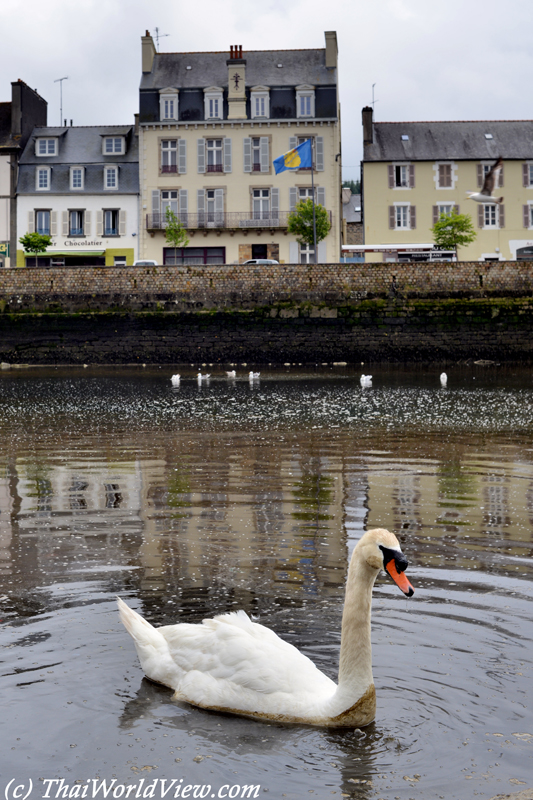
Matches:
[431,209,476,259]
[19,232,52,254]
[287,198,331,262]
[342,179,361,194]
[165,207,189,264]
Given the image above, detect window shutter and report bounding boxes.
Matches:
[409,164,415,188]
[477,164,483,188]
[223,138,232,173]
[289,136,297,151]
[317,240,327,263]
[499,204,505,228]
[524,205,530,228]
[432,206,439,225]
[62,211,68,236]
[270,188,279,218]
[478,205,484,228]
[389,206,395,229]
[317,187,326,207]
[409,205,416,229]
[289,241,299,263]
[498,165,504,188]
[289,187,298,212]
[178,139,187,174]
[96,210,103,236]
[315,136,324,171]
[119,210,126,236]
[260,137,269,173]
[388,165,394,189]
[197,139,205,173]
[523,164,529,187]
[214,188,224,224]
[28,211,35,233]
[179,189,188,224]
[85,210,91,236]
[50,211,57,236]
[243,138,252,173]
[197,189,205,226]
[151,190,160,214]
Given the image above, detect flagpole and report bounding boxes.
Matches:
[311,144,317,264]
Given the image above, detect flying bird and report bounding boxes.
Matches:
[466,157,503,204]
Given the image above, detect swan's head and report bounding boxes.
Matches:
[358,528,414,597]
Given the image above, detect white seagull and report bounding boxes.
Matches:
[249,371,260,381]
[197,372,210,383]
[440,372,447,387]
[170,374,180,387]
[360,374,372,388]
[466,157,503,204]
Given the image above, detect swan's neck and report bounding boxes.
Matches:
[334,551,376,707]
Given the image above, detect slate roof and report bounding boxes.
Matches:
[18,125,138,165]
[342,193,361,223]
[364,120,533,162]
[141,48,336,90]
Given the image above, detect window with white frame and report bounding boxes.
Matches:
[104,166,118,190]
[161,140,177,172]
[395,204,410,229]
[103,137,125,155]
[36,166,50,190]
[483,204,498,227]
[438,204,454,217]
[161,190,178,221]
[252,189,271,220]
[206,139,223,172]
[70,166,84,190]
[300,243,315,264]
[69,210,84,236]
[524,163,533,188]
[35,210,50,235]
[395,165,409,188]
[251,138,262,172]
[160,92,178,121]
[36,138,58,156]
[251,90,269,119]
[204,89,223,120]
[296,87,315,119]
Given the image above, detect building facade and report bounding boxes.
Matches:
[361,107,533,262]
[16,125,139,267]
[138,31,341,265]
[0,80,47,267]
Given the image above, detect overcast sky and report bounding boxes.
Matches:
[1,0,531,182]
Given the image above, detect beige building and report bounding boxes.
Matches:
[138,32,341,265]
[361,107,533,262]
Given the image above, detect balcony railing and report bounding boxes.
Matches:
[161,164,177,173]
[206,164,224,173]
[146,211,297,230]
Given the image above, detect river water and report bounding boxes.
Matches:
[1,365,533,800]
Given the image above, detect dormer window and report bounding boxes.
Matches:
[70,166,84,190]
[296,86,315,119]
[159,89,179,121]
[250,87,270,119]
[36,138,58,156]
[104,165,118,190]
[204,87,223,120]
[103,137,125,155]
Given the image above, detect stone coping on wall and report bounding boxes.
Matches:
[0,262,532,310]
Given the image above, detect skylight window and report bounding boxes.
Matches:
[485,133,493,139]
[401,134,409,141]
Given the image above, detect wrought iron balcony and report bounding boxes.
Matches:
[161,164,177,173]
[146,211,296,231]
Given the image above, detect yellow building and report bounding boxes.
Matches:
[361,107,533,263]
[138,32,341,265]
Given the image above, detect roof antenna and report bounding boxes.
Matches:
[54,76,68,126]
[371,83,378,116]
[154,27,170,51]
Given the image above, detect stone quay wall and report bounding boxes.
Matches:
[0,262,533,364]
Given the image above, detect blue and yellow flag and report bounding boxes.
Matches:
[273,139,313,174]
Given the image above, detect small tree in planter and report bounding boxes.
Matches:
[19,232,52,259]
[165,207,189,264]
[432,209,476,260]
[287,198,331,263]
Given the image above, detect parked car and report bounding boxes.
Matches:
[133,260,158,266]
[242,259,279,265]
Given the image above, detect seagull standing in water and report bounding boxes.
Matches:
[171,374,180,387]
[440,372,447,387]
[466,157,503,204]
[360,374,372,388]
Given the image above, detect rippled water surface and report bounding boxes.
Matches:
[1,364,533,800]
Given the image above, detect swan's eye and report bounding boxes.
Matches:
[379,545,408,573]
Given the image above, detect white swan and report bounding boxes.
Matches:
[440,372,447,386]
[118,528,414,727]
[170,374,180,387]
[197,372,210,383]
[360,374,372,388]
[226,370,236,378]
[249,371,260,381]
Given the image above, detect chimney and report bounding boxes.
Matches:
[362,106,373,145]
[324,31,338,69]
[142,30,156,74]
[227,44,246,119]
[64,118,67,126]
[134,113,139,135]
[70,119,73,126]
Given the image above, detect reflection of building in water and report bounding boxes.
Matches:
[483,474,511,532]
[0,475,14,575]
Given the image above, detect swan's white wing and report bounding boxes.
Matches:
[158,610,335,709]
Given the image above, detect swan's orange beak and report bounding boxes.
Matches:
[385,559,414,597]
